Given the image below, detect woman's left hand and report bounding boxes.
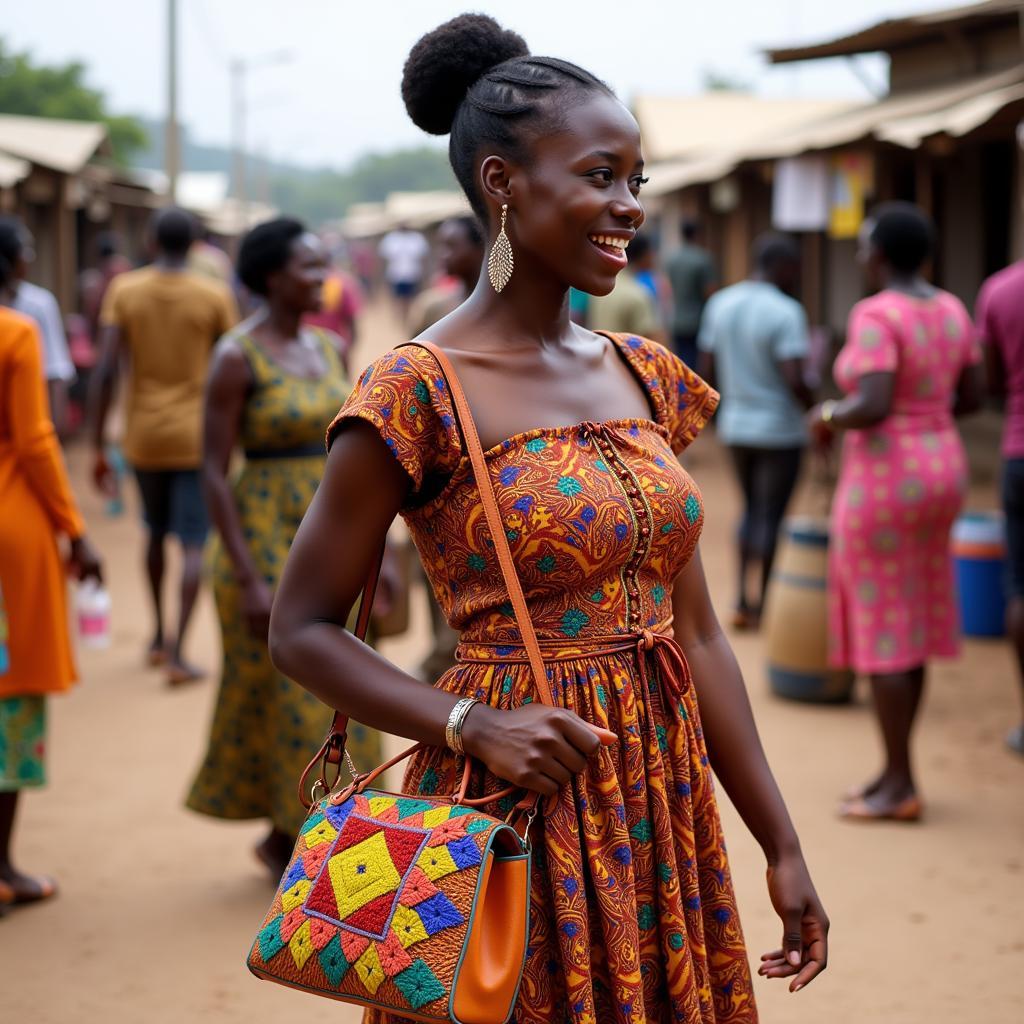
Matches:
[759,852,829,992]
[68,535,104,584]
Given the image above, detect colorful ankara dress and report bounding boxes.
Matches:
[327,333,757,1024]
[829,290,981,674]
[187,331,380,839]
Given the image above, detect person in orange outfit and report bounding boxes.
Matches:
[0,256,103,908]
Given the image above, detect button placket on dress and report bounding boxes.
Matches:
[582,422,656,634]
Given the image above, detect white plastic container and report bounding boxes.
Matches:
[76,579,111,650]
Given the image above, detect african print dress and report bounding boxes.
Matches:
[187,331,381,839]
[327,333,756,1024]
[829,290,981,674]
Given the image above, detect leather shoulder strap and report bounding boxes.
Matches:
[396,339,554,708]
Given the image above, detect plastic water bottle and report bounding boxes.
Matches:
[76,580,112,649]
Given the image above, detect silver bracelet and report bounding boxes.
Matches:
[445,697,480,756]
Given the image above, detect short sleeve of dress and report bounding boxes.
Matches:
[326,345,462,504]
[633,335,719,455]
[844,304,899,376]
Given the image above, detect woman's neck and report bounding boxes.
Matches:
[256,302,302,342]
[881,271,933,297]
[459,257,575,350]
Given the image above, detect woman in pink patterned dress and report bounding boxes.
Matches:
[810,203,983,822]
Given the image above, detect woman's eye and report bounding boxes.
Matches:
[630,176,650,192]
[588,169,614,184]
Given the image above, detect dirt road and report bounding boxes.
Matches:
[3,301,1022,1023]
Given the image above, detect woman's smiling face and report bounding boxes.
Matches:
[499,92,647,297]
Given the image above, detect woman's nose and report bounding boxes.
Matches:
[611,189,644,227]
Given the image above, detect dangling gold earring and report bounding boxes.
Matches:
[488,203,514,293]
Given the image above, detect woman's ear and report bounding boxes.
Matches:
[479,155,513,217]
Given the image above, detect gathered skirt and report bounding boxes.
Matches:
[364,631,756,1024]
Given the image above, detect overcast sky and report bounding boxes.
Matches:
[5,0,945,167]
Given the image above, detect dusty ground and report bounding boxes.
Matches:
[3,299,1023,1023]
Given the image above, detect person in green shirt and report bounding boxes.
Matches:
[666,218,717,367]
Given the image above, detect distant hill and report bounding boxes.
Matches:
[134,118,455,225]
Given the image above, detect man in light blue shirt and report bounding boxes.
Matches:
[697,233,813,628]
[0,218,75,435]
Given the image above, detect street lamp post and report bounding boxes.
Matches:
[165,0,180,202]
[230,50,292,209]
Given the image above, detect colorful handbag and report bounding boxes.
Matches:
[247,341,570,1024]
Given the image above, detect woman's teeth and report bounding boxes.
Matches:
[589,235,629,250]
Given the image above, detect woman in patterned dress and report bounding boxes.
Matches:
[810,203,983,822]
[187,219,380,879]
[270,16,828,1021]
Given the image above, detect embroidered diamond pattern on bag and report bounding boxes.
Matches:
[250,792,500,1011]
[394,958,447,1010]
[305,813,429,941]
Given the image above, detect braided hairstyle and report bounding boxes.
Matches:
[401,14,612,221]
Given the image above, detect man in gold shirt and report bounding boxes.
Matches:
[91,208,238,684]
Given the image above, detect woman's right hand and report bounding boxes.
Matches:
[242,577,275,641]
[461,702,602,796]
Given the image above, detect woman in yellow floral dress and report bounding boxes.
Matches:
[187,219,379,878]
[269,17,828,1022]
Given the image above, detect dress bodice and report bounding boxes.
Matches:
[236,329,350,454]
[329,334,718,644]
[835,290,979,427]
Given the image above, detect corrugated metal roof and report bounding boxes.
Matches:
[765,0,1021,64]
[0,114,109,173]
[645,64,1024,196]
[0,152,30,189]
[633,94,857,163]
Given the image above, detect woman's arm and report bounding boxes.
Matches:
[672,547,828,990]
[268,421,601,796]
[811,370,894,432]
[9,318,85,538]
[953,362,984,418]
[200,339,275,639]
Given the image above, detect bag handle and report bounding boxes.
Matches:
[302,339,611,810]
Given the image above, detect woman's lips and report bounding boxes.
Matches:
[588,233,628,267]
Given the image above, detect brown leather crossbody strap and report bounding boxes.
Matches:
[400,339,554,707]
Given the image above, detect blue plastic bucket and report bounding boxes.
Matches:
[952,512,1007,638]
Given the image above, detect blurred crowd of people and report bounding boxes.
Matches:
[0,193,1020,912]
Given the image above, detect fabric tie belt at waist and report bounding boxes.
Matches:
[455,624,692,700]
[244,442,325,461]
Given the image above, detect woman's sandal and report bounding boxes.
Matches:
[0,873,58,906]
[839,795,923,823]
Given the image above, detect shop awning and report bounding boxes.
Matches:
[0,115,109,174]
[644,64,1024,197]
[764,0,1021,64]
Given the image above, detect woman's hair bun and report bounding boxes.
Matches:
[402,14,529,135]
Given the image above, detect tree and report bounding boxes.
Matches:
[267,147,455,225]
[702,69,752,93]
[0,39,146,164]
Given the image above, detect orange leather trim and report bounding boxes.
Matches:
[451,849,529,1024]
